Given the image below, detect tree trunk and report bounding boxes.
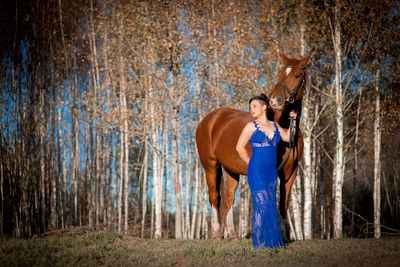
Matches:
[332,0,345,239]
[195,161,203,239]
[107,136,114,229]
[352,84,362,236]
[40,88,46,232]
[118,132,124,233]
[319,166,326,239]
[302,79,313,240]
[201,177,208,239]
[289,173,304,240]
[87,120,94,228]
[239,176,250,238]
[149,79,162,238]
[190,155,200,239]
[164,117,170,231]
[184,138,191,239]
[123,90,129,235]
[50,49,57,230]
[150,190,155,238]
[172,121,183,239]
[141,143,148,238]
[73,51,80,226]
[373,69,381,239]
[57,0,66,230]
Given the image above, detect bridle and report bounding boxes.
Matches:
[275,66,306,171]
[276,66,306,104]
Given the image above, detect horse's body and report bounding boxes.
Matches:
[195,52,309,240]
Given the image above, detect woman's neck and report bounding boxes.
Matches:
[255,115,268,124]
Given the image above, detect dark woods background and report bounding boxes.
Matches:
[0,0,399,239]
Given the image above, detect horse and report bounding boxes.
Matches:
[195,51,310,241]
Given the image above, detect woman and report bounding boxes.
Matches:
[236,93,297,248]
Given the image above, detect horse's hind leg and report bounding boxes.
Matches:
[223,169,239,241]
[203,160,223,240]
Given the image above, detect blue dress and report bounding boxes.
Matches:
[248,121,284,248]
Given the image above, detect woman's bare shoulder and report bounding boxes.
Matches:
[242,121,256,134]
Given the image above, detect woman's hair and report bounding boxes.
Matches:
[249,93,269,106]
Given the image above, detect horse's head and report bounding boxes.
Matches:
[269,51,310,112]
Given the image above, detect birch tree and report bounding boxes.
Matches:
[331,0,345,239]
[373,69,381,239]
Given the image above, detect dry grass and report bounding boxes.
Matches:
[0,230,399,266]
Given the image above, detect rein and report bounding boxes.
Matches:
[277,117,295,170]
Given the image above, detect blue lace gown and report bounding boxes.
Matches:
[248,121,284,248]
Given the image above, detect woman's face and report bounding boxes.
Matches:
[249,100,266,119]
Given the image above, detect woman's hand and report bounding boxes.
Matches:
[277,110,298,142]
[289,110,297,119]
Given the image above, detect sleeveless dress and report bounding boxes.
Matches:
[248,121,284,248]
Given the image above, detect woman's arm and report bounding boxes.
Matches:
[277,111,297,142]
[236,122,254,165]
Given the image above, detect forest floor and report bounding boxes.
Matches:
[1,229,399,266]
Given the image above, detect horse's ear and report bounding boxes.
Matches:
[282,50,290,65]
[299,54,310,67]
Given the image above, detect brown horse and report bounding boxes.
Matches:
[195,51,310,240]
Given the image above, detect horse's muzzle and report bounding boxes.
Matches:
[269,96,284,111]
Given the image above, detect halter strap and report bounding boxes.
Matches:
[276,66,306,104]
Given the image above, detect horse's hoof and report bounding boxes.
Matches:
[212,235,223,241]
[229,236,239,242]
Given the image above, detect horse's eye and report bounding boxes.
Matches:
[295,74,300,78]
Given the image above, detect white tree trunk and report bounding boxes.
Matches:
[118,132,124,233]
[161,121,167,229]
[239,176,250,238]
[302,84,313,240]
[332,0,345,239]
[311,101,319,204]
[195,161,202,239]
[201,176,208,239]
[150,190,155,238]
[141,144,148,238]
[374,69,381,239]
[190,156,200,239]
[171,119,183,239]
[319,166,326,239]
[300,5,313,236]
[184,139,191,239]
[122,88,129,235]
[151,105,162,239]
[72,53,80,226]
[179,152,185,238]
[299,3,313,238]
[87,124,94,228]
[164,118,171,231]
[289,173,304,240]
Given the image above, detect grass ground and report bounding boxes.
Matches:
[1,230,399,266]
